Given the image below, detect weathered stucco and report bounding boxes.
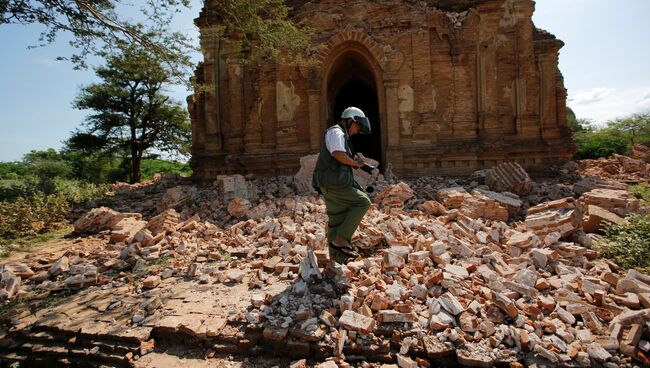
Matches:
[188,0,575,181]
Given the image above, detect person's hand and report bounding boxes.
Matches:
[354,158,365,168]
[360,163,376,174]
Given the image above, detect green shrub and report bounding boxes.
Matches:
[0,161,30,179]
[63,151,126,183]
[0,193,70,239]
[597,214,650,273]
[140,159,191,180]
[571,112,650,160]
[53,178,110,203]
[629,183,650,204]
[0,178,40,202]
[573,129,629,159]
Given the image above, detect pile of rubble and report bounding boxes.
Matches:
[574,152,648,184]
[0,154,649,367]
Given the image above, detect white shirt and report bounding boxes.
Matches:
[325,126,347,154]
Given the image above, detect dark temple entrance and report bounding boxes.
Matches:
[328,53,382,168]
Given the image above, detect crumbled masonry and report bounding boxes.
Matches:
[0,150,649,367]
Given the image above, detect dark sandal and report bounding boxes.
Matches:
[329,242,359,258]
[329,247,355,265]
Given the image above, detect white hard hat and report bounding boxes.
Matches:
[341,107,371,134]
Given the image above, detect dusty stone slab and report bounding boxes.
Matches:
[492,292,518,318]
[142,276,161,289]
[457,349,494,368]
[439,293,465,316]
[376,310,418,323]
[582,205,626,233]
[339,310,375,334]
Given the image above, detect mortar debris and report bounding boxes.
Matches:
[1,149,648,367]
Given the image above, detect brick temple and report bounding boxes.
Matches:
[187,0,575,181]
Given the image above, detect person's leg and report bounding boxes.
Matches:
[323,186,371,243]
[321,187,365,264]
[337,187,371,242]
[321,188,349,244]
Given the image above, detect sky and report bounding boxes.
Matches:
[1,0,649,162]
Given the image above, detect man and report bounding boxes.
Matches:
[312,106,372,264]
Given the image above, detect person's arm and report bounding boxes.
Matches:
[326,127,364,168]
[332,151,364,168]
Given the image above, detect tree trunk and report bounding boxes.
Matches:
[132,150,142,183]
[130,145,142,183]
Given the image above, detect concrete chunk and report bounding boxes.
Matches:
[492,292,518,318]
[439,292,465,316]
[339,310,375,334]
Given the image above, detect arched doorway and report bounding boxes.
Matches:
[326,51,383,168]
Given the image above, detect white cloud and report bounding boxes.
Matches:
[571,87,614,105]
[35,57,64,68]
[568,86,650,124]
[634,92,650,105]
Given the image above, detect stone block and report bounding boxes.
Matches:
[396,355,418,368]
[525,198,580,237]
[217,175,253,202]
[375,182,415,209]
[582,205,626,233]
[0,271,20,301]
[158,185,197,211]
[227,197,252,218]
[485,162,532,195]
[142,275,161,289]
[436,187,468,209]
[376,310,418,323]
[439,292,465,315]
[48,256,69,277]
[263,326,288,341]
[419,200,447,215]
[293,154,319,194]
[147,208,180,236]
[7,263,35,279]
[74,207,141,234]
[110,217,147,244]
[587,343,612,362]
[339,310,375,334]
[492,292,518,318]
[579,188,640,218]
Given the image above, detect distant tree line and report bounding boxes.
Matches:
[567,108,650,159]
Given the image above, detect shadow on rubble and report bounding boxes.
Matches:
[149,252,465,367]
[147,251,344,364]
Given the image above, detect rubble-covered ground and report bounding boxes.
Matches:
[0,149,648,368]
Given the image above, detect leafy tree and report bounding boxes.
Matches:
[141,159,192,180]
[1,0,195,82]
[573,129,629,160]
[2,0,316,82]
[22,149,72,193]
[60,148,124,183]
[0,162,30,180]
[608,113,650,145]
[70,47,191,183]
[567,107,579,132]
[570,111,650,160]
[23,148,61,163]
[203,0,314,62]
